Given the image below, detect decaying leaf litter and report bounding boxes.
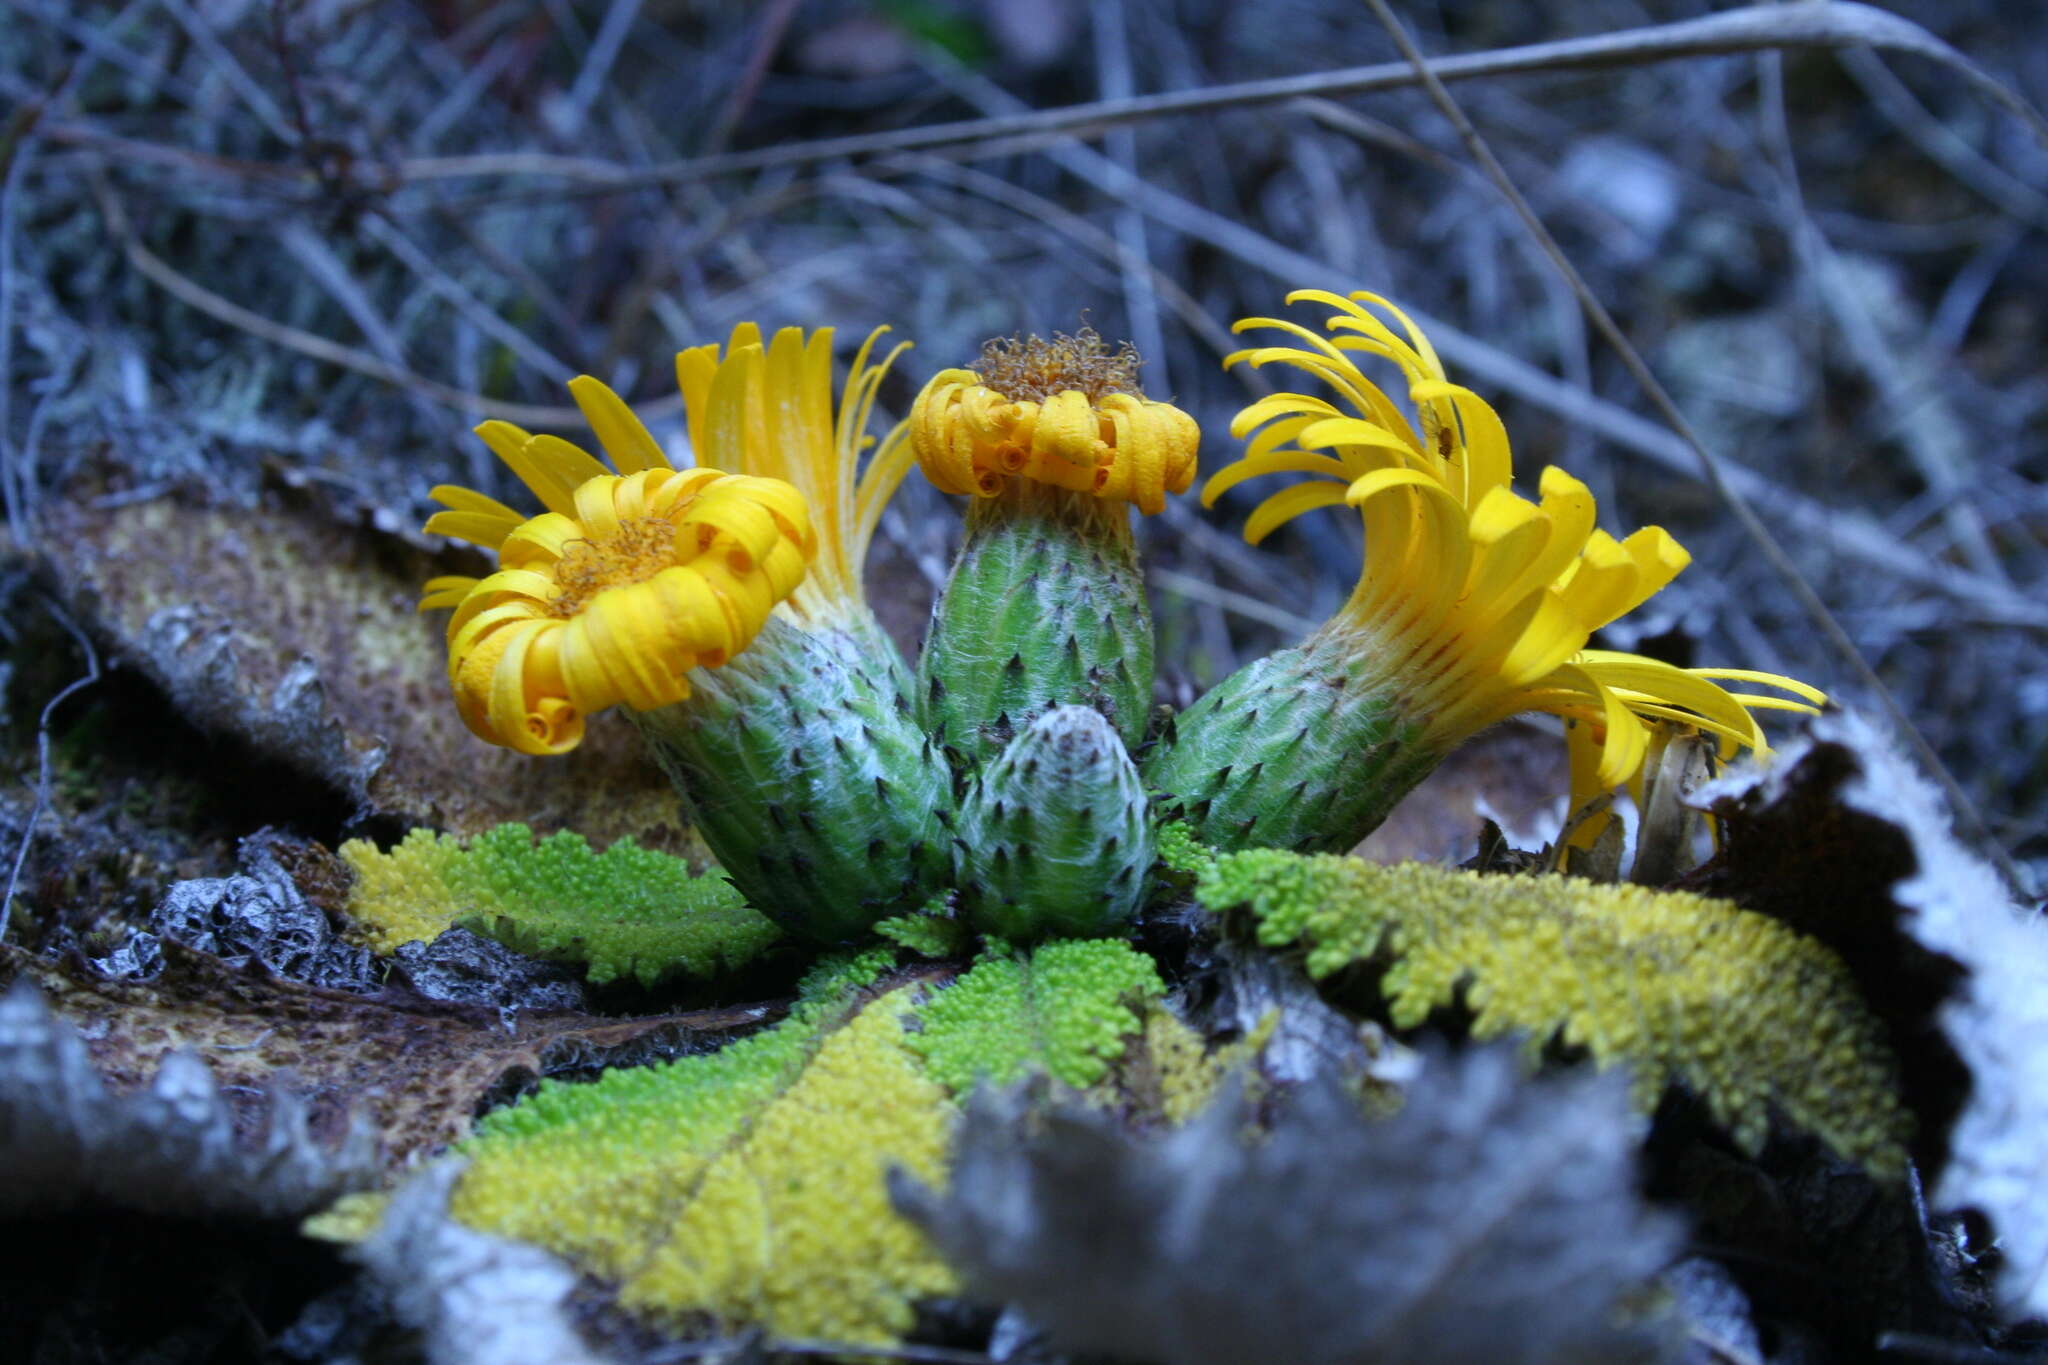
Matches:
[3,2,2047,1362]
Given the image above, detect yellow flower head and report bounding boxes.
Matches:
[421,403,812,756]
[910,327,1199,515]
[423,324,915,755]
[1208,288,1823,810]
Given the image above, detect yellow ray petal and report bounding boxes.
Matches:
[1243,480,1354,545]
[424,510,525,552]
[568,375,670,474]
[430,484,524,521]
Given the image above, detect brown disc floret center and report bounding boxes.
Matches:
[971,326,1143,403]
[545,513,684,619]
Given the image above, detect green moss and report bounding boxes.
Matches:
[1154,820,1214,876]
[875,895,972,959]
[340,823,781,987]
[1196,848,1911,1176]
[909,938,1164,1092]
[452,949,949,1346]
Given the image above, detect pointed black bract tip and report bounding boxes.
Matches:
[797,810,821,836]
[1005,652,1025,675]
[1212,764,1234,789]
[867,838,886,861]
[874,775,891,802]
[788,745,806,769]
[766,803,790,830]
[831,735,851,759]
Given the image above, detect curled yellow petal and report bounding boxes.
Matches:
[909,327,1199,515]
[425,427,816,754]
[1214,286,1826,807]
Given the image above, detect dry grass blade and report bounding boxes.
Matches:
[393,3,2048,197]
[87,175,672,429]
[1755,54,2005,583]
[1,598,100,945]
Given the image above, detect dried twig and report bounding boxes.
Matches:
[1090,0,1168,392]
[701,0,798,155]
[1755,53,2006,582]
[557,0,644,138]
[1837,46,2048,230]
[1,597,101,945]
[1150,567,1321,638]
[89,173,673,428]
[392,4,2048,196]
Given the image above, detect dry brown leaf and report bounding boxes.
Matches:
[40,480,694,850]
[1,940,775,1162]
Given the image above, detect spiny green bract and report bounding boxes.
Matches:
[634,616,954,944]
[340,823,781,987]
[956,705,1154,941]
[450,949,954,1347]
[908,938,1165,1093]
[917,483,1153,765]
[1143,640,1440,854]
[1195,848,1910,1177]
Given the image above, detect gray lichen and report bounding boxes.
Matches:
[0,982,378,1219]
[352,1162,616,1365]
[895,1044,1684,1365]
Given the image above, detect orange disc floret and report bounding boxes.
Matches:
[421,387,814,755]
[910,328,1198,515]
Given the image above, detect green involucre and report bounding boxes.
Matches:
[1196,847,1911,1176]
[917,481,1153,766]
[1144,639,1440,854]
[956,705,1154,941]
[909,938,1165,1093]
[634,616,953,943]
[340,823,780,987]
